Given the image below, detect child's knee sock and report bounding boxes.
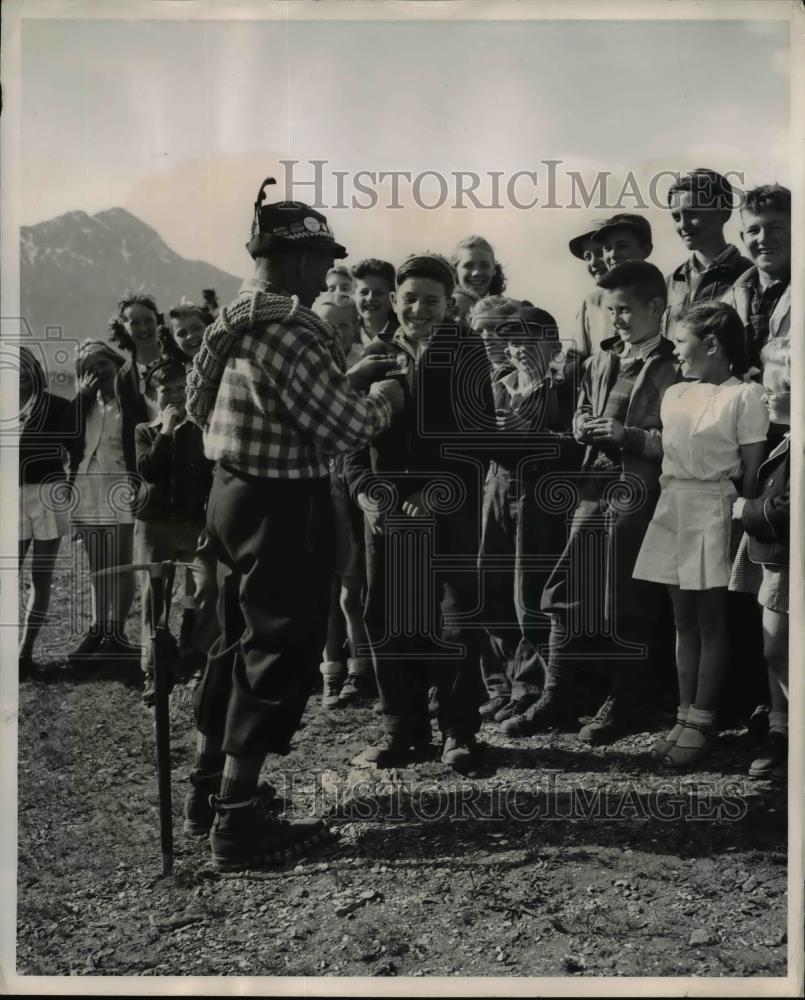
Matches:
[347,656,372,678]
[675,706,716,749]
[542,616,570,695]
[219,753,265,803]
[768,711,788,737]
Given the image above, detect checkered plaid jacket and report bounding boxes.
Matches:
[201,282,394,478]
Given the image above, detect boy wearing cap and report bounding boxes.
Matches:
[722,184,791,373]
[570,222,609,357]
[503,261,679,745]
[183,179,404,872]
[572,215,652,357]
[665,169,752,319]
[344,252,496,772]
[595,213,653,271]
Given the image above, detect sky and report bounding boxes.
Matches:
[19,12,791,333]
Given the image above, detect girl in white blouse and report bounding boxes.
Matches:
[633,302,768,768]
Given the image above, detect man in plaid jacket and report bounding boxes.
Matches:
[184,179,404,872]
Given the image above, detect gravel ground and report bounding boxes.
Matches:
[14,562,789,981]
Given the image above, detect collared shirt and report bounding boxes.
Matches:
[203,278,394,479]
[619,333,662,362]
[359,317,396,347]
[667,243,751,310]
[749,274,788,353]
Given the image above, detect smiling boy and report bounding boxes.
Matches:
[573,214,653,356]
[344,252,496,772]
[351,258,399,346]
[504,261,679,745]
[664,169,752,338]
[722,184,791,373]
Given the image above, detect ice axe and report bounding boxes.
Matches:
[92,559,199,876]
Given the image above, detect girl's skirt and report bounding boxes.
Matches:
[633,476,737,590]
[729,531,789,615]
[20,481,70,541]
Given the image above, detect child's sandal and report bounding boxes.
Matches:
[662,722,716,770]
[650,722,686,761]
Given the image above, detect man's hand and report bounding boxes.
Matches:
[732,497,747,520]
[585,417,626,447]
[358,491,386,536]
[402,488,429,518]
[369,378,405,414]
[348,354,397,391]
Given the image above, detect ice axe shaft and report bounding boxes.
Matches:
[92,560,195,875]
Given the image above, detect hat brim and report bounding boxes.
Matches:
[247,233,348,260]
[590,222,650,245]
[568,230,598,259]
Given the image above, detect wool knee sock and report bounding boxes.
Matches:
[541,616,570,696]
[675,706,716,749]
[347,656,372,678]
[193,731,225,777]
[768,711,788,737]
[219,753,265,803]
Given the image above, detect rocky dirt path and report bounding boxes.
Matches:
[16,662,787,980]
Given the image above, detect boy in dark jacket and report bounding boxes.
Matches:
[478,306,583,725]
[729,335,790,781]
[135,360,214,700]
[503,261,680,744]
[344,252,497,771]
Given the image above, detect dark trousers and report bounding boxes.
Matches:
[540,484,667,707]
[193,464,334,757]
[478,464,548,702]
[363,513,485,741]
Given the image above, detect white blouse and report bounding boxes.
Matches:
[660,377,769,482]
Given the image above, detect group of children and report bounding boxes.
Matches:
[19,169,792,783]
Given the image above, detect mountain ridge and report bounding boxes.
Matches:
[20,207,243,394]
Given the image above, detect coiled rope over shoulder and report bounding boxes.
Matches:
[186,287,344,428]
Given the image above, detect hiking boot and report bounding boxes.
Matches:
[748,731,788,780]
[479,695,509,720]
[209,796,331,872]
[494,698,538,724]
[338,661,374,706]
[501,690,574,737]
[183,773,284,837]
[68,626,104,663]
[578,695,629,746]
[441,735,478,773]
[361,731,433,767]
[320,661,345,709]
